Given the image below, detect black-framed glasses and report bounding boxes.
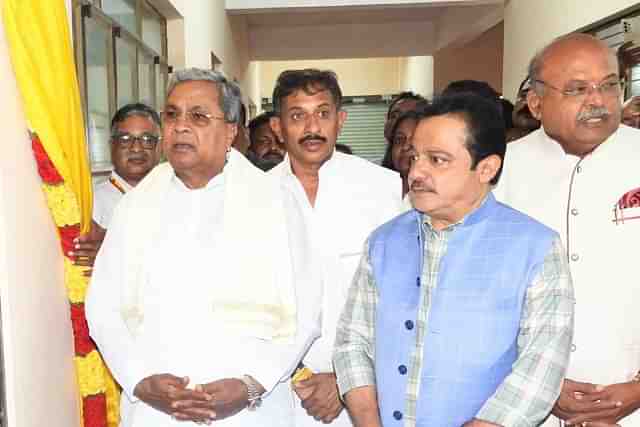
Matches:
[111,133,160,150]
[533,78,623,99]
[161,108,225,127]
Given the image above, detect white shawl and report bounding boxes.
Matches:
[118,149,297,341]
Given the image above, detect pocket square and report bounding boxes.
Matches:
[612,187,640,224]
[617,186,640,209]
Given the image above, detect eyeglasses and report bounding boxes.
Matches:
[161,108,225,127]
[533,78,622,99]
[111,133,160,150]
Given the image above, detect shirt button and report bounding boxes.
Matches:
[571,344,577,352]
[416,277,421,287]
[576,165,582,173]
[571,208,579,216]
[570,253,579,262]
[405,320,414,330]
[393,411,403,420]
[398,365,407,375]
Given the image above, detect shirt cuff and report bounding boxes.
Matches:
[334,352,376,398]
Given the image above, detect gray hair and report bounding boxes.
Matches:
[166,68,242,123]
[110,102,161,136]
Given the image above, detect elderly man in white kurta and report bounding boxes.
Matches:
[87,68,316,427]
[269,69,402,426]
[496,34,640,426]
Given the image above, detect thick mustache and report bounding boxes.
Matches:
[263,150,283,159]
[127,154,148,161]
[299,134,327,144]
[410,180,434,193]
[577,107,610,122]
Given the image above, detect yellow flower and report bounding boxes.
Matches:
[64,257,88,304]
[42,183,81,226]
[75,350,107,397]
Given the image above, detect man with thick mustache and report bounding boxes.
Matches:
[248,111,285,171]
[334,93,575,427]
[71,103,162,276]
[496,33,640,426]
[269,69,402,427]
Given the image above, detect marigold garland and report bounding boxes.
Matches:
[30,135,119,426]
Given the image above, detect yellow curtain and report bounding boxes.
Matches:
[3,0,92,233]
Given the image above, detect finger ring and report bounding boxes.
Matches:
[582,422,588,427]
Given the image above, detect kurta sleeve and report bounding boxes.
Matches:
[475,236,575,426]
[333,241,378,397]
[85,199,156,402]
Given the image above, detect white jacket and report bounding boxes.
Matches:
[496,126,640,426]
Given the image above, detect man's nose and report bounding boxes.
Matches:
[304,113,321,133]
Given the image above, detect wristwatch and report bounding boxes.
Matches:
[241,375,263,411]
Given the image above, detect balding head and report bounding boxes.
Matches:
[526,33,622,156]
[529,34,617,94]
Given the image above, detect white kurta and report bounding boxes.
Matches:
[87,153,315,427]
[496,126,640,426]
[270,152,403,427]
[93,171,132,228]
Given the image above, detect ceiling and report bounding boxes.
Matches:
[226,0,505,60]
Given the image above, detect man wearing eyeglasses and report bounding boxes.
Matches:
[93,103,162,229]
[87,68,315,427]
[496,33,640,427]
[70,103,162,277]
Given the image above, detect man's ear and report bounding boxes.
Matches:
[477,154,502,184]
[270,116,283,142]
[225,122,238,149]
[337,109,348,134]
[527,89,543,121]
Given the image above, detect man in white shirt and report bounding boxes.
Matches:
[269,69,402,426]
[87,68,313,427]
[71,104,161,276]
[496,33,640,426]
[94,103,162,229]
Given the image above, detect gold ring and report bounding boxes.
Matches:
[582,422,588,427]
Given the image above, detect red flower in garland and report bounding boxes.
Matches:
[70,303,96,356]
[59,223,80,258]
[31,132,64,185]
[84,394,108,427]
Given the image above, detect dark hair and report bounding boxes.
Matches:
[387,91,424,118]
[111,103,161,136]
[500,99,515,129]
[248,111,276,148]
[442,80,500,101]
[416,93,506,185]
[238,102,247,127]
[382,110,421,171]
[335,143,353,155]
[272,69,342,114]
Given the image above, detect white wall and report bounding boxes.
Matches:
[503,0,639,101]
[260,57,431,100]
[165,0,257,109]
[0,1,80,425]
[399,56,434,99]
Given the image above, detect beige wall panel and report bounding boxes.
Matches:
[433,22,503,95]
[503,0,640,101]
[0,0,80,425]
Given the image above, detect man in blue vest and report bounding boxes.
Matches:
[333,93,575,427]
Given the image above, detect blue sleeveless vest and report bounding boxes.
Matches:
[369,193,556,426]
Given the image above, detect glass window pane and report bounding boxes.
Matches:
[155,64,168,111]
[116,36,137,107]
[138,49,154,106]
[101,0,137,35]
[142,5,163,54]
[84,16,112,172]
